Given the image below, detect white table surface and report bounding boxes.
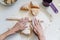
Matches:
[0,0,60,40]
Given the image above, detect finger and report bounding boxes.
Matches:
[33,29,38,36]
[25,17,29,20]
[38,20,41,24]
[32,19,38,28]
[33,26,38,31]
[14,21,26,28]
[37,20,40,25]
[18,17,28,23]
[20,23,26,27]
[12,20,27,31]
[20,25,27,31]
[18,18,23,22]
[17,20,26,26]
[24,17,29,22]
[22,17,29,21]
[30,24,33,30]
[13,22,20,28]
[38,20,42,28]
[31,18,36,27]
[20,17,29,24]
[34,18,38,26]
[34,29,37,33]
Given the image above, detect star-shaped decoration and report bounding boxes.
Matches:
[20,1,40,16]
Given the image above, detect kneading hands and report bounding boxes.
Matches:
[0,17,45,40]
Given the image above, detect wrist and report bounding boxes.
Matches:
[5,30,13,36]
[38,31,43,36]
[38,31,45,40]
[0,29,16,40]
[5,29,16,36]
[8,29,16,35]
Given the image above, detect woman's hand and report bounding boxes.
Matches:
[32,18,43,36]
[11,17,29,33]
[32,18,45,40]
[0,17,29,40]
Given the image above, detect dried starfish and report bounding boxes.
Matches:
[20,1,40,16]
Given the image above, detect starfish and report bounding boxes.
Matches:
[20,1,40,16]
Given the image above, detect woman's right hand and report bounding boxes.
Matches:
[32,18,43,36]
[31,18,45,40]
